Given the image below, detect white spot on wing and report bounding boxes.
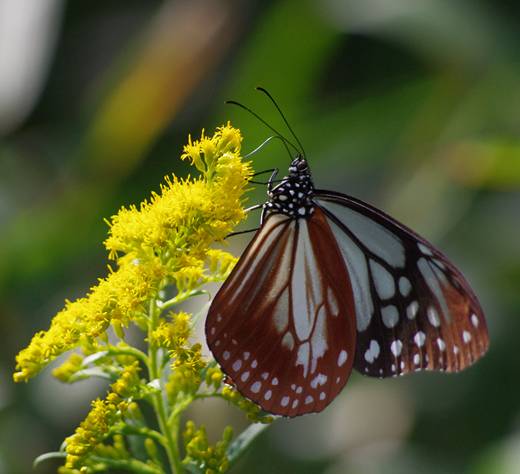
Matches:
[463,331,472,343]
[427,306,440,327]
[305,395,314,405]
[414,331,426,347]
[264,390,272,400]
[437,338,446,351]
[390,339,403,357]
[296,342,310,377]
[282,332,295,350]
[369,260,395,299]
[398,276,412,296]
[382,305,399,328]
[327,287,339,316]
[281,396,289,407]
[337,350,348,367]
[232,360,242,371]
[471,314,479,328]
[223,351,230,360]
[251,382,262,393]
[407,301,419,319]
[364,340,380,363]
[418,242,433,256]
[311,373,328,389]
[241,371,250,382]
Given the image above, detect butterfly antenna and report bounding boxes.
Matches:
[256,86,306,158]
[244,135,292,159]
[225,100,300,158]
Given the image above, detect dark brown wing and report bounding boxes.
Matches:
[206,208,357,417]
[315,190,489,378]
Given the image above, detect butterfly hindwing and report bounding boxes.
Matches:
[315,190,489,378]
[206,209,357,416]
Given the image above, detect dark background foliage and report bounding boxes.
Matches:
[1,1,519,473]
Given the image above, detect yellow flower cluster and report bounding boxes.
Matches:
[64,362,141,469]
[13,124,251,384]
[105,123,251,267]
[183,421,233,474]
[14,260,163,383]
[166,343,207,403]
[149,311,191,350]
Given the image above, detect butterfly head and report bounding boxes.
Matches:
[288,155,310,176]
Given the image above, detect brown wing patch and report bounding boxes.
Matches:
[206,209,357,417]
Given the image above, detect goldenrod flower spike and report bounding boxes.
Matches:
[16,124,270,474]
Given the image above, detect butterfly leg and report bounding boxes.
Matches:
[226,227,260,238]
[225,204,263,238]
[249,168,280,186]
[266,168,279,192]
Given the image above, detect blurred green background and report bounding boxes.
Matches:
[1,0,519,473]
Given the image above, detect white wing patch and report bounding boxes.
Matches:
[317,199,405,267]
[291,220,330,374]
[325,219,374,331]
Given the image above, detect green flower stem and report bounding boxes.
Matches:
[194,392,227,401]
[147,298,184,474]
[119,425,166,445]
[168,395,194,425]
[156,289,208,312]
[107,345,148,365]
[89,455,163,474]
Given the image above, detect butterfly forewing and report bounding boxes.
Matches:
[315,190,489,378]
[206,208,357,416]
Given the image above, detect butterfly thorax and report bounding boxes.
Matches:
[265,156,315,218]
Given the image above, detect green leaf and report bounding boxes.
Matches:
[227,423,270,465]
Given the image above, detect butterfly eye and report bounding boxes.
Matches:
[296,160,308,171]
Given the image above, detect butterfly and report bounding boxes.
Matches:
[205,90,489,417]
